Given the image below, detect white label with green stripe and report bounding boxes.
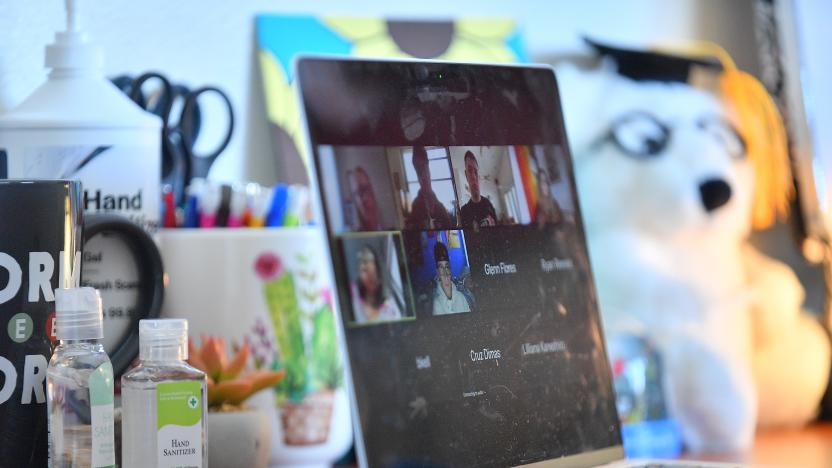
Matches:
[157,381,203,468]
[88,361,115,468]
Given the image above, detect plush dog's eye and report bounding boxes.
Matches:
[697,117,746,159]
[609,112,670,158]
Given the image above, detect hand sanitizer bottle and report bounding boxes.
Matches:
[0,0,161,232]
[47,287,115,468]
[121,319,207,468]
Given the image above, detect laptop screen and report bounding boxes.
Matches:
[298,58,622,467]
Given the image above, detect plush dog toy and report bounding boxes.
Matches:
[557,42,831,452]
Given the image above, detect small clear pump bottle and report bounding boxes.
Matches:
[121,319,207,468]
[47,287,115,468]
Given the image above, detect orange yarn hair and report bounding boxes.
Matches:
[652,42,793,229]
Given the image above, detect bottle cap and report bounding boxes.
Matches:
[45,0,104,71]
[139,319,189,361]
[55,287,104,341]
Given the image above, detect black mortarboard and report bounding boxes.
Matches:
[585,37,723,83]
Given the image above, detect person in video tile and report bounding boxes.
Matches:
[460,150,497,229]
[432,241,471,315]
[352,244,403,323]
[534,170,564,227]
[405,146,454,230]
[353,166,381,231]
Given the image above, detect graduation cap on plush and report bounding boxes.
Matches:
[584,36,792,229]
[585,37,723,84]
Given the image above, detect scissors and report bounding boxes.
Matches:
[112,72,234,205]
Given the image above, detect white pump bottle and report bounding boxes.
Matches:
[0,0,161,231]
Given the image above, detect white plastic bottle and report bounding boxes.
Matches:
[121,319,208,468]
[0,0,161,231]
[47,287,115,468]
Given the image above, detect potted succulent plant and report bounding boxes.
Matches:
[188,336,285,468]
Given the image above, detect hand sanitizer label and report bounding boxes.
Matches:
[157,381,203,468]
[6,143,160,232]
[88,361,115,468]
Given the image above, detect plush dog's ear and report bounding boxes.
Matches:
[555,62,617,158]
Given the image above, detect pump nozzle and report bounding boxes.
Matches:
[45,0,103,71]
[66,0,81,33]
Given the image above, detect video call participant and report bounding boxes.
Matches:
[460,150,497,229]
[405,146,453,230]
[534,170,564,227]
[352,166,381,231]
[352,244,402,323]
[432,241,471,315]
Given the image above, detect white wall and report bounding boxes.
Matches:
[0,0,766,184]
[794,0,832,220]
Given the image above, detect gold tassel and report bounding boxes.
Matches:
[719,69,792,228]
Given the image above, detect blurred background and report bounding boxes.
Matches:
[3,1,832,464]
[1,0,826,187]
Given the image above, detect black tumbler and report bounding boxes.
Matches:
[0,180,83,467]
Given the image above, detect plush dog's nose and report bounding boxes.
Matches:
[699,179,732,212]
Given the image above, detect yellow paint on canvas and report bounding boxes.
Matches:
[323,17,520,62]
[258,49,306,164]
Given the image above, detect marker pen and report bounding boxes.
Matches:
[214,184,232,227]
[248,186,272,228]
[162,186,177,228]
[199,182,221,228]
[283,185,309,227]
[240,183,259,227]
[227,185,247,228]
[184,178,206,228]
[266,184,289,227]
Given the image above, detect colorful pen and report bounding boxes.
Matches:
[162,186,177,228]
[265,184,289,227]
[184,178,206,228]
[198,183,221,228]
[214,184,232,227]
[248,186,273,227]
[227,185,247,228]
[283,185,309,227]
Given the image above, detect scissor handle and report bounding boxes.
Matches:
[129,72,175,126]
[110,75,146,107]
[179,86,235,180]
[169,84,200,146]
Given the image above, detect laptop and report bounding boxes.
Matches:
[295,56,742,468]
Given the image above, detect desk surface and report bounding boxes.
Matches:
[681,423,832,468]
[334,424,832,467]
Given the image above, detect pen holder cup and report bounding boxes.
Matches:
[158,227,353,467]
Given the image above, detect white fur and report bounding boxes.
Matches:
[557,63,831,452]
